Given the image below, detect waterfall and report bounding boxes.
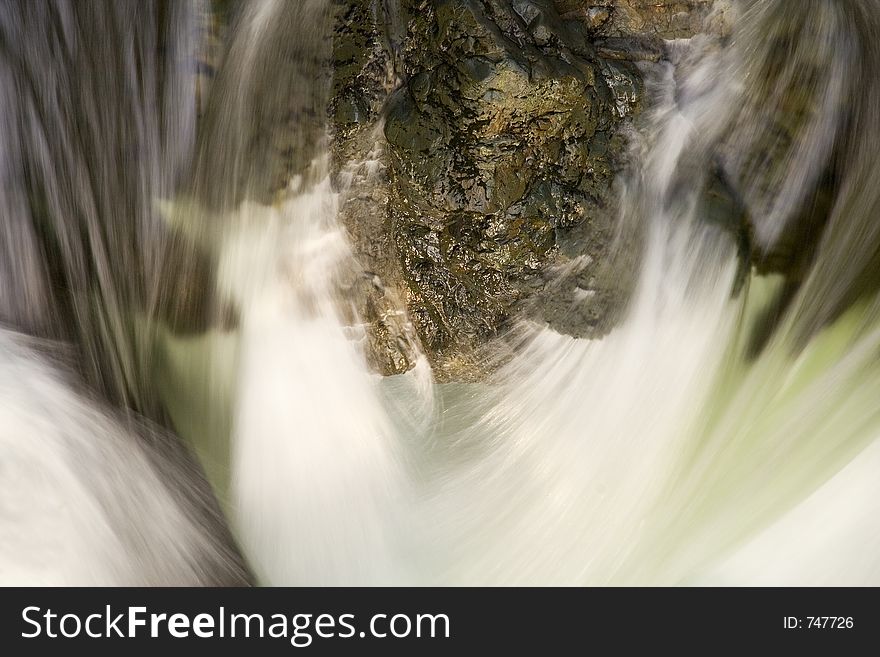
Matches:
[1,0,879,586]
[0,0,248,585]
[412,2,880,585]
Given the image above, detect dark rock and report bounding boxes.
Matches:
[328,1,738,380]
[330,0,423,376]
[376,0,642,378]
[556,0,726,40]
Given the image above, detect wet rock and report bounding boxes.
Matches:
[556,0,727,40]
[596,36,664,62]
[330,0,422,376]
[378,0,642,378]
[197,0,659,379]
[557,1,733,66]
[325,0,659,379]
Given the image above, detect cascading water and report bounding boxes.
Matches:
[1,0,879,586]
[0,0,248,585]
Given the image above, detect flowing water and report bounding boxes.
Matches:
[1,0,879,585]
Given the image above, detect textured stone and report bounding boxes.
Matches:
[329,0,656,379]
[378,0,643,378]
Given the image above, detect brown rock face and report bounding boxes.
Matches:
[332,1,665,379]
[556,1,728,39]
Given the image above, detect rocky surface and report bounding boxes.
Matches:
[557,0,728,40]
[331,1,720,379]
[330,0,424,375]
[382,0,644,380]
[197,0,722,380]
[193,0,852,378]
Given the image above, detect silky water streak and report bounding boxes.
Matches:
[1,0,879,586]
[212,2,880,584]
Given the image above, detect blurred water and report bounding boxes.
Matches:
[1,0,880,586]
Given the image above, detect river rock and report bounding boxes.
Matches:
[337,0,645,379]
[328,1,730,379]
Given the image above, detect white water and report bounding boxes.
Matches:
[2,0,880,586]
[204,43,880,585]
[223,173,415,585]
[212,4,880,585]
[0,330,246,585]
